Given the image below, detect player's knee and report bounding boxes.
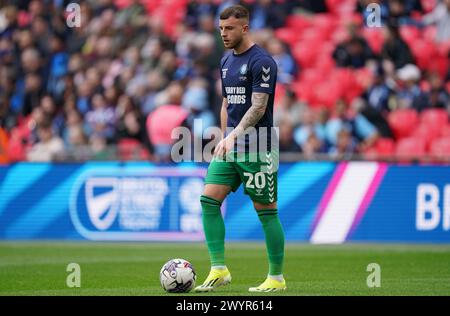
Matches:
[253,201,277,210]
[200,195,222,210]
[202,184,230,202]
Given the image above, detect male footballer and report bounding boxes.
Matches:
[194,5,286,293]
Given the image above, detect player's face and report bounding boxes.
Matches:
[219,17,248,49]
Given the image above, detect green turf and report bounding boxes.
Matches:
[0,242,449,296]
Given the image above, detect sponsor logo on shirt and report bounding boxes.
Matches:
[222,68,228,79]
[225,86,246,104]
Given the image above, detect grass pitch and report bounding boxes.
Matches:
[0,242,449,296]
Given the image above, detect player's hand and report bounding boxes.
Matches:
[214,135,235,159]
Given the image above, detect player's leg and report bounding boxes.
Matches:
[195,184,232,292]
[249,200,286,292]
[201,184,230,269]
[195,157,241,292]
[236,151,286,292]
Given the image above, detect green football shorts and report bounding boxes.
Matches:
[204,151,278,204]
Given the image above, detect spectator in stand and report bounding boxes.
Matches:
[27,120,65,162]
[363,64,396,113]
[0,5,19,39]
[291,0,328,14]
[67,125,88,150]
[182,79,216,139]
[266,38,298,85]
[248,0,286,30]
[40,94,64,136]
[353,97,394,139]
[0,92,16,131]
[315,107,331,151]
[293,107,326,151]
[62,109,86,147]
[381,23,415,69]
[387,0,423,25]
[395,63,429,111]
[274,89,306,127]
[85,93,116,142]
[46,34,69,99]
[185,0,219,30]
[328,128,357,160]
[326,100,379,152]
[302,132,326,159]
[333,25,376,69]
[146,103,189,162]
[278,117,302,153]
[115,92,150,151]
[427,72,450,109]
[89,133,114,160]
[422,0,450,42]
[198,13,225,63]
[22,72,43,117]
[1,0,447,163]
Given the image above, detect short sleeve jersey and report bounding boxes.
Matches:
[220,44,277,152]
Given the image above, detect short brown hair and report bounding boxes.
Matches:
[219,5,249,21]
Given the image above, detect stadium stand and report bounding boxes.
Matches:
[0,0,449,162]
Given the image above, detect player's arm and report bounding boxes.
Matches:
[221,97,228,138]
[214,92,268,157]
[230,92,268,139]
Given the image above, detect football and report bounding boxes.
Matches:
[160,258,197,293]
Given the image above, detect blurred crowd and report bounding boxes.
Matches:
[0,0,449,163]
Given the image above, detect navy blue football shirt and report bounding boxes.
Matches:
[220,44,277,152]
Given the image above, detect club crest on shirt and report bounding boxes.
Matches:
[239,64,248,81]
[240,64,248,75]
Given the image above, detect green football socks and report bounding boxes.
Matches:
[256,209,285,276]
[200,195,225,266]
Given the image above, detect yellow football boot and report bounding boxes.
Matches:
[194,267,232,292]
[248,277,286,292]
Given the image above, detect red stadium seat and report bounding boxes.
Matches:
[395,137,426,158]
[388,109,419,139]
[441,124,450,138]
[313,55,336,74]
[412,123,442,149]
[375,138,396,156]
[331,27,350,44]
[313,81,343,108]
[399,25,420,46]
[427,56,449,80]
[430,137,450,157]
[117,138,150,161]
[423,26,437,42]
[411,40,438,70]
[300,29,329,45]
[292,42,318,68]
[362,28,384,54]
[326,0,357,16]
[325,0,340,14]
[292,81,316,105]
[437,40,450,57]
[275,28,300,46]
[312,14,337,40]
[300,69,324,85]
[421,0,437,13]
[363,137,396,160]
[286,15,311,30]
[421,108,449,127]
